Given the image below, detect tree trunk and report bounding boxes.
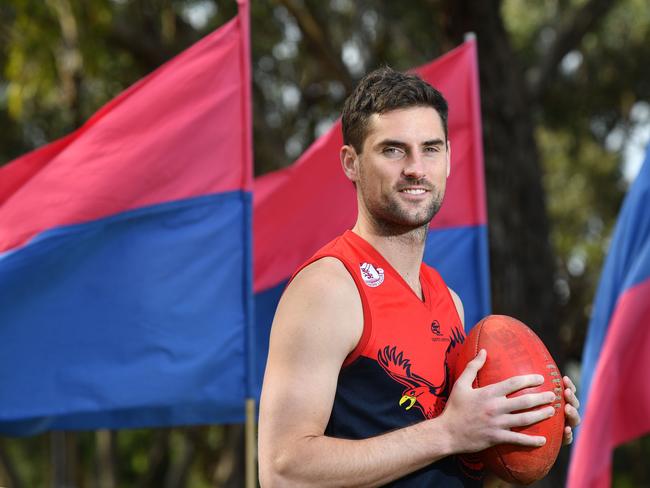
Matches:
[95,430,116,488]
[443,0,559,357]
[443,1,566,485]
[214,425,245,488]
[138,429,171,488]
[51,431,78,488]
[164,429,195,488]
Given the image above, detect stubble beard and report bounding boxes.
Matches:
[366,186,444,240]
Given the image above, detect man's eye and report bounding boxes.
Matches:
[383,147,404,158]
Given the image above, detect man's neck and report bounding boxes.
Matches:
[352,220,427,298]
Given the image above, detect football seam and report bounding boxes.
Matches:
[473,320,484,388]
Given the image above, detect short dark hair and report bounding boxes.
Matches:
[341,67,449,153]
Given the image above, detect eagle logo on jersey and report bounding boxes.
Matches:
[359,262,384,287]
[377,326,465,419]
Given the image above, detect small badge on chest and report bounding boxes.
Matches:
[360,262,385,287]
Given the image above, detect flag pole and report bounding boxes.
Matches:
[237,0,257,486]
[245,398,257,488]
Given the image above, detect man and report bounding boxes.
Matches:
[258,67,580,487]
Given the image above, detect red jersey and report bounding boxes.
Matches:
[292,230,483,486]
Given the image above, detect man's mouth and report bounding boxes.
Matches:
[399,188,428,195]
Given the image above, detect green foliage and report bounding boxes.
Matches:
[539,125,622,357]
[0,426,240,487]
[614,435,650,487]
[2,434,49,486]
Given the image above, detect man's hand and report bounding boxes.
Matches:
[562,375,581,445]
[441,349,557,454]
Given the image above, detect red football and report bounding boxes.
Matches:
[452,315,565,485]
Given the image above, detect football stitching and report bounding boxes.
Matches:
[474,319,484,388]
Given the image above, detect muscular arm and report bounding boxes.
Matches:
[258,259,555,487]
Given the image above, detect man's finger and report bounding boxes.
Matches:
[502,391,555,413]
[486,374,545,397]
[565,403,581,428]
[563,375,577,394]
[496,430,547,448]
[456,349,486,387]
[563,426,574,446]
[502,406,556,428]
[564,387,580,409]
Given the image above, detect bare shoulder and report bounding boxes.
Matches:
[447,287,465,328]
[288,256,357,297]
[259,257,364,450]
[272,256,363,357]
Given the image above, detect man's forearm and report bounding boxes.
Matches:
[260,417,455,488]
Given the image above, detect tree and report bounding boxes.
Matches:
[2,0,649,485]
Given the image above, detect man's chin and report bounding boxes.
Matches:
[376,213,438,234]
[393,207,440,228]
[367,198,442,233]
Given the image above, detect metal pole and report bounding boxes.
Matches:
[245,398,257,488]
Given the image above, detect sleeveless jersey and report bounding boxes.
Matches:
[293,230,483,487]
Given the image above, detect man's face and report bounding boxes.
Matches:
[343,106,450,232]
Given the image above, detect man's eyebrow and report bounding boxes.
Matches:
[374,138,446,148]
[375,139,408,148]
[422,138,446,147]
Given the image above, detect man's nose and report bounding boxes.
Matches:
[402,153,426,179]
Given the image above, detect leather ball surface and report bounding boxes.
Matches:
[453,315,565,485]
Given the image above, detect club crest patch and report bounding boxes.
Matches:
[360,262,385,287]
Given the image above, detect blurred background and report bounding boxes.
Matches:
[1,0,649,486]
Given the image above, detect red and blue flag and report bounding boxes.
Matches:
[0,28,488,434]
[253,39,491,391]
[0,1,254,434]
[568,145,650,487]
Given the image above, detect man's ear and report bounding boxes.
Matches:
[446,140,451,178]
[340,145,359,182]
